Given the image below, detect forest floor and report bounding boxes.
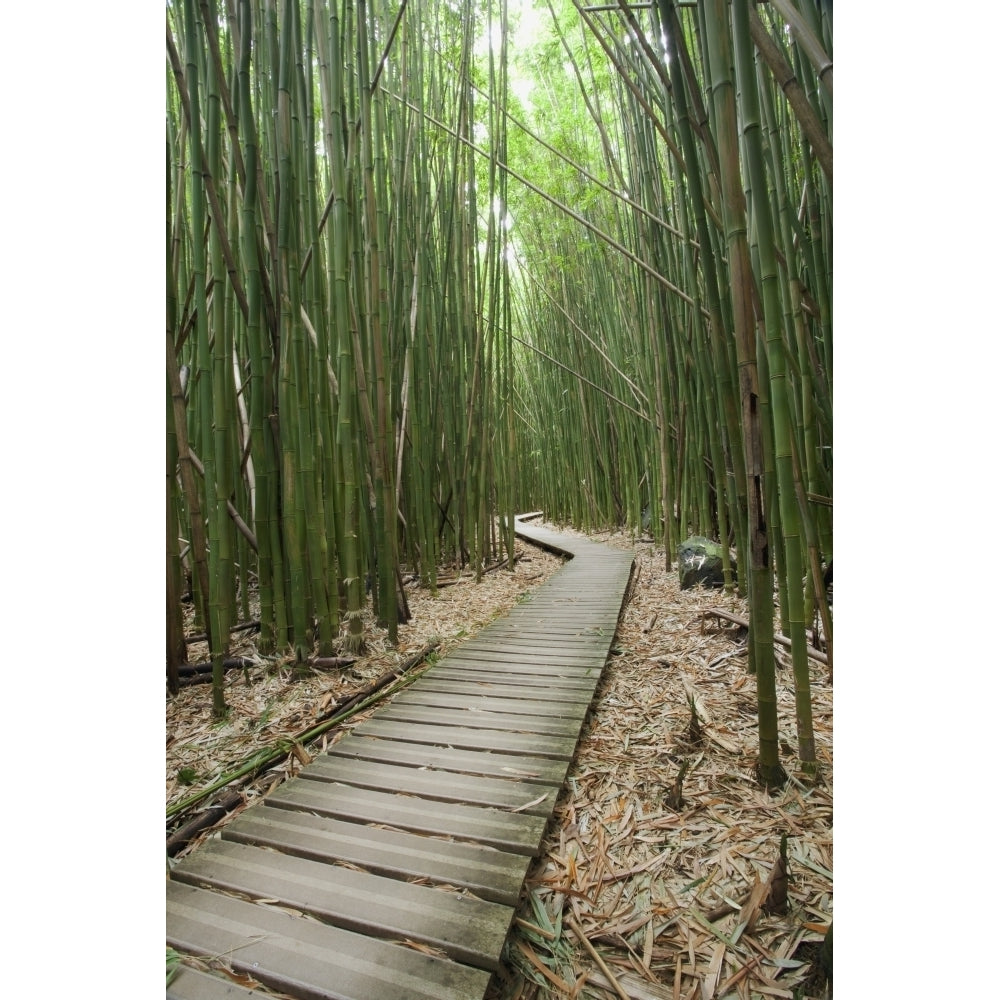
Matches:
[166,524,832,1000]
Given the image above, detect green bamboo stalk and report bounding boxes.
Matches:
[768,0,832,96]
[204,6,239,682]
[748,5,831,185]
[702,0,784,787]
[735,0,818,769]
[166,131,186,695]
[178,0,228,718]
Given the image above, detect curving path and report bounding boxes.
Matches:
[167,514,634,1000]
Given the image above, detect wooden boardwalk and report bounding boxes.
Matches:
[167,515,634,1000]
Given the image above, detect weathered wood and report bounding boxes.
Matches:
[375,701,586,737]
[350,717,579,759]
[223,804,528,904]
[167,516,635,1000]
[411,676,595,703]
[171,839,514,970]
[301,754,556,815]
[325,733,569,785]
[167,881,492,1000]
[167,965,262,999]
[426,663,598,691]
[453,640,611,661]
[391,687,592,714]
[439,651,605,676]
[265,778,548,855]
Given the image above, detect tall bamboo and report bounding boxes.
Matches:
[701,0,784,785]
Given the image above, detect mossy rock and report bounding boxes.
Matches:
[678,536,729,590]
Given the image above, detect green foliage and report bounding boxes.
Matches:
[167,0,832,777]
[166,948,183,987]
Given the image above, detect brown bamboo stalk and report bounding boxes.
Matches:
[748,7,832,183]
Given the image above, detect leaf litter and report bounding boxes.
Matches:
[167,540,567,829]
[485,525,832,1000]
[166,526,831,999]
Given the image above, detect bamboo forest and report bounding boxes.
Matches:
[166,0,834,995]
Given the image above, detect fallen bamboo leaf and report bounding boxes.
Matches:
[516,939,573,993]
[702,940,727,999]
[568,916,631,1000]
[801,920,830,934]
[220,970,260,989]
[508,791,550,813]
[515,916,556,942]
[715,953,764,995]
[400,938,449,960]
[168,538,833,994]
[587,969,676,999]
[687,908,738,949]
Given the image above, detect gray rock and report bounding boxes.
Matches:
[678,536,729,590]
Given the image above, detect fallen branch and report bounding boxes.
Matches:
[165,790,245,855]
[311,639,439,726]
[166,637,441,852]
[176,657,257,682]
[184,620,261,644]
[701,609,828,665]
[177,654,359,687]
[427,554,525,588]
[307,656,358,670]
[186,446,258,552]
[568,916,631,1000]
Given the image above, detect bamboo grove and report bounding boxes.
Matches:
[166,0,832,785]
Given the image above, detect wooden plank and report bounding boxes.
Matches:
[435,653,603,680]
[413,676,595,703]
[376,701,586,737]
[391,688,590,715]
[483,619,610,631]
[167,881,491,1000]
[450,637,611,654]
[455,641,611,659]
[480,629,612,643]
[325,734,569,785]
[442,650,607,672]
[498,611,623,625]
[223,804,527,904]
[301,754,557,815]
[266,777,549,855]
[515,588,629,599]
[510,593,625,602]
[167,965,262,999]
[427,663,598,688]
[350,717,579,759]
[171,840,513,971]
[166,521,635,1000]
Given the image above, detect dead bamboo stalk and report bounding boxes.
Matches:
[701,608,828,665]
[568,916,630,1000]
[166,638,441,850]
